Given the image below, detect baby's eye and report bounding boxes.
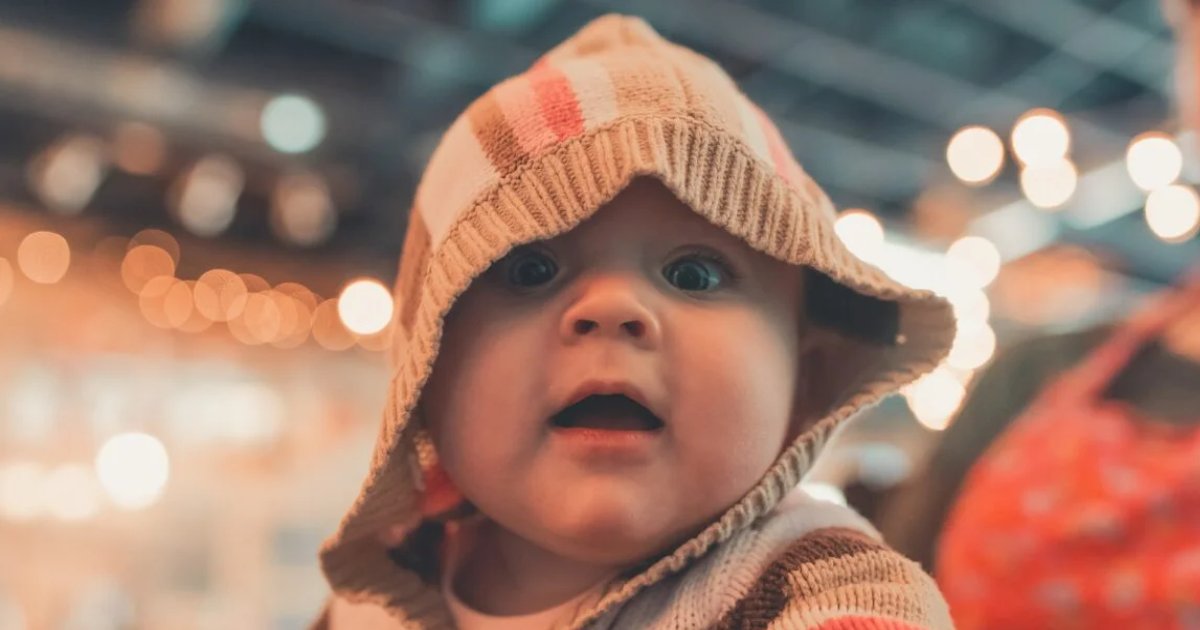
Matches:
[663,255,727,292]
[504,249,558,288]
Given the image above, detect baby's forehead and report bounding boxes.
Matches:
[546,177,737,247]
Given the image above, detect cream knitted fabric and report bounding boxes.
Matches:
[319,13,955,628]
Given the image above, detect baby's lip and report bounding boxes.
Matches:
[555,379,664,424]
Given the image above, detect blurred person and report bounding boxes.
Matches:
[879,3,1200,626]
[313,14,958,630]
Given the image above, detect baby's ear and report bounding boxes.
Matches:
[788,326,888,441]
[419,461,466,519]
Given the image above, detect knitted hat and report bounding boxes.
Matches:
[320,14,954,626]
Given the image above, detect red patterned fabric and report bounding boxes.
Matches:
[938,284,1200,629]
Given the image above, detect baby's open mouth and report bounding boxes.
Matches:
[550,394,665,432]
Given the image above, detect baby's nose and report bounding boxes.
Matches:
[560,277,661,348]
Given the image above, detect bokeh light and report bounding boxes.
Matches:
[42,463,102,522]
[337,279,394,335]
[274,282,319,310]
[272,296,313,349]
[138,276,190,329]
[947,322,998,371]
[312,299,356,351]
[172,154,243,237]
[27,135,107,214]
[121,244,176,293]
[1145,184,1200,243]
[239,273,270,294]
[1126,132,1183,191]
[112,122,167,175]
[242,291,284,343]
[1020,158,1078,209]
[946,125,1005,185]
[260,94,326,154]
[949,287,991,326]
[903,367,967,431]
[226,306,262,346]
[129,228,181,265]
[95,432,170,510]
[834,209,885,263]
[267,289,300,342]
[1011,108,1070,167]
[176,281,214,334]
[946,236,1002,288]
[17,231,71,284]
[194,269,247,322]
[271,172,337,246]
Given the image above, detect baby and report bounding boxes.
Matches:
[316,14,956,630]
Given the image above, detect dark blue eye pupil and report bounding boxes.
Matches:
[665,259,719,291]
[508,253,556,287]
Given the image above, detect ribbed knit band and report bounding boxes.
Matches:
[318,15,955,628]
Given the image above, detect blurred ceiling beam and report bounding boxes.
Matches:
[251,0,931,204]
[250,0,537,79]
[775,119,938,204]
[586,0,1134,153]
[955,0,1173,101]
[0,24,378,162]
[0,25,261,144]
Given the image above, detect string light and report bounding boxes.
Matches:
[312,299,356,351]
[1020,158,1078,209]
[273,298,313,349]
[129,228,181,265]
[949,287,991,326]
[834,209,885,262]
[138,276,189,329]
[121,244,176,293]
[17,231,71,284]
[1145,185,1200,243]
[171,154,243,237]
[1126,132,1182,191]
[1011,108,1070,167]
[271,172,337,246]
[112,122,167,175]
[267,289,301,343]
[903,367,967,431]
[947,323,998,371]
[27,135,107,214]
[242,291,283,343]
[193,269,247,322]
[176,281,214,334]
[946,126,1005,185]
[95,432,170,510]
[337,279,394,335]
[261,93,326,154]
[946,236,1002,288]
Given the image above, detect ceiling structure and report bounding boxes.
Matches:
[0,0,1195,287]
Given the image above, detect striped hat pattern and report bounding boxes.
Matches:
[320,14,955,626]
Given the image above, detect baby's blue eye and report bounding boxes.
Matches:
[663,256,724,292]
[505,250,558,288]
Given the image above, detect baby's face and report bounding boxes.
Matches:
[421,177,811,567]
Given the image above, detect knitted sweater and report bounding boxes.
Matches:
[317,488,951,629]
[315,13,956,630]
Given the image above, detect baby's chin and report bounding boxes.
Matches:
[516,483,710,566]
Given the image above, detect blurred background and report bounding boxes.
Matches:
[1,0,1198,628]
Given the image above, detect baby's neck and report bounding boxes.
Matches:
[451,518,620,616]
